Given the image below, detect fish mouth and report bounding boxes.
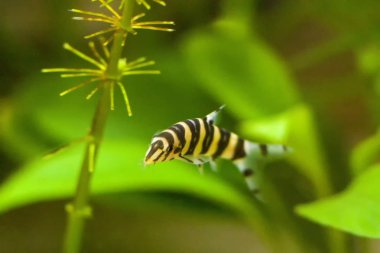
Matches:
[144,159,155,166]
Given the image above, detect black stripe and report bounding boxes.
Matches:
[185,119,201,155]
[158,132,174,147]
[232,138,246,160]
[169,124,185,152]
[208,123,215,152]
[183,120,195,154]
[201,117,213,154]
[259,144,268,156]
[212,128,231,159]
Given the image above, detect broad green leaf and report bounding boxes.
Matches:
[183,18,299,120]
[0,139,260,221]
[0,97,61,160]
[0,99,39,160]
[351,129,380,175]
[241,104,331,197]
[296,164,380,238]
[0,76,95,161]
[286,105,331,196]
[240,108,291,144]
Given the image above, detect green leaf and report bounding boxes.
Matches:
[0,76,95,161]
[296,164,380,238]
[183,18,299,120]
[0,97,63,160]
[240,107,291,144]
[286,105,331,196]
[241,104,331,197]
[351,129,380,175]
[0,139,260,221]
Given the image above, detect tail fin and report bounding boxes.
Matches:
[245,142,293,160]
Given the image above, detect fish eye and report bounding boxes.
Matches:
[152,141,164,150]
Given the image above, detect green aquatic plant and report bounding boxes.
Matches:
[42,0,173,252]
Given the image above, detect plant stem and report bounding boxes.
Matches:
[62,1,135,253]
[63,86,110,253]
[107,0,135,77]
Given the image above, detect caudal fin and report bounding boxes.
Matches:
[245,142,293,159]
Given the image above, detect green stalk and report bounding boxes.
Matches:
[107,0,135,77]
[63,86,110,253]
[62,1,135,253]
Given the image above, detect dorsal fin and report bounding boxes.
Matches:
[205,105,225,124]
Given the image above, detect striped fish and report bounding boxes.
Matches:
[144,107,292,196]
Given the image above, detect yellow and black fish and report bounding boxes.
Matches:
[144,107,292,196]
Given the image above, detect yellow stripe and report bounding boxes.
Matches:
[221,132,238,159]
[193,118,206,156]
[163,129,180,147]
[177,122,192,154]
[205,125,221,156]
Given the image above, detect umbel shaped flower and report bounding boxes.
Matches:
[70,0,174,44]
[43,0,174,116]
[43,41,159,116]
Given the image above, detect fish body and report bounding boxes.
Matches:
[144,107,292,195]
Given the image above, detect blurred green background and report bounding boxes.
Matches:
[1,0,380,252]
